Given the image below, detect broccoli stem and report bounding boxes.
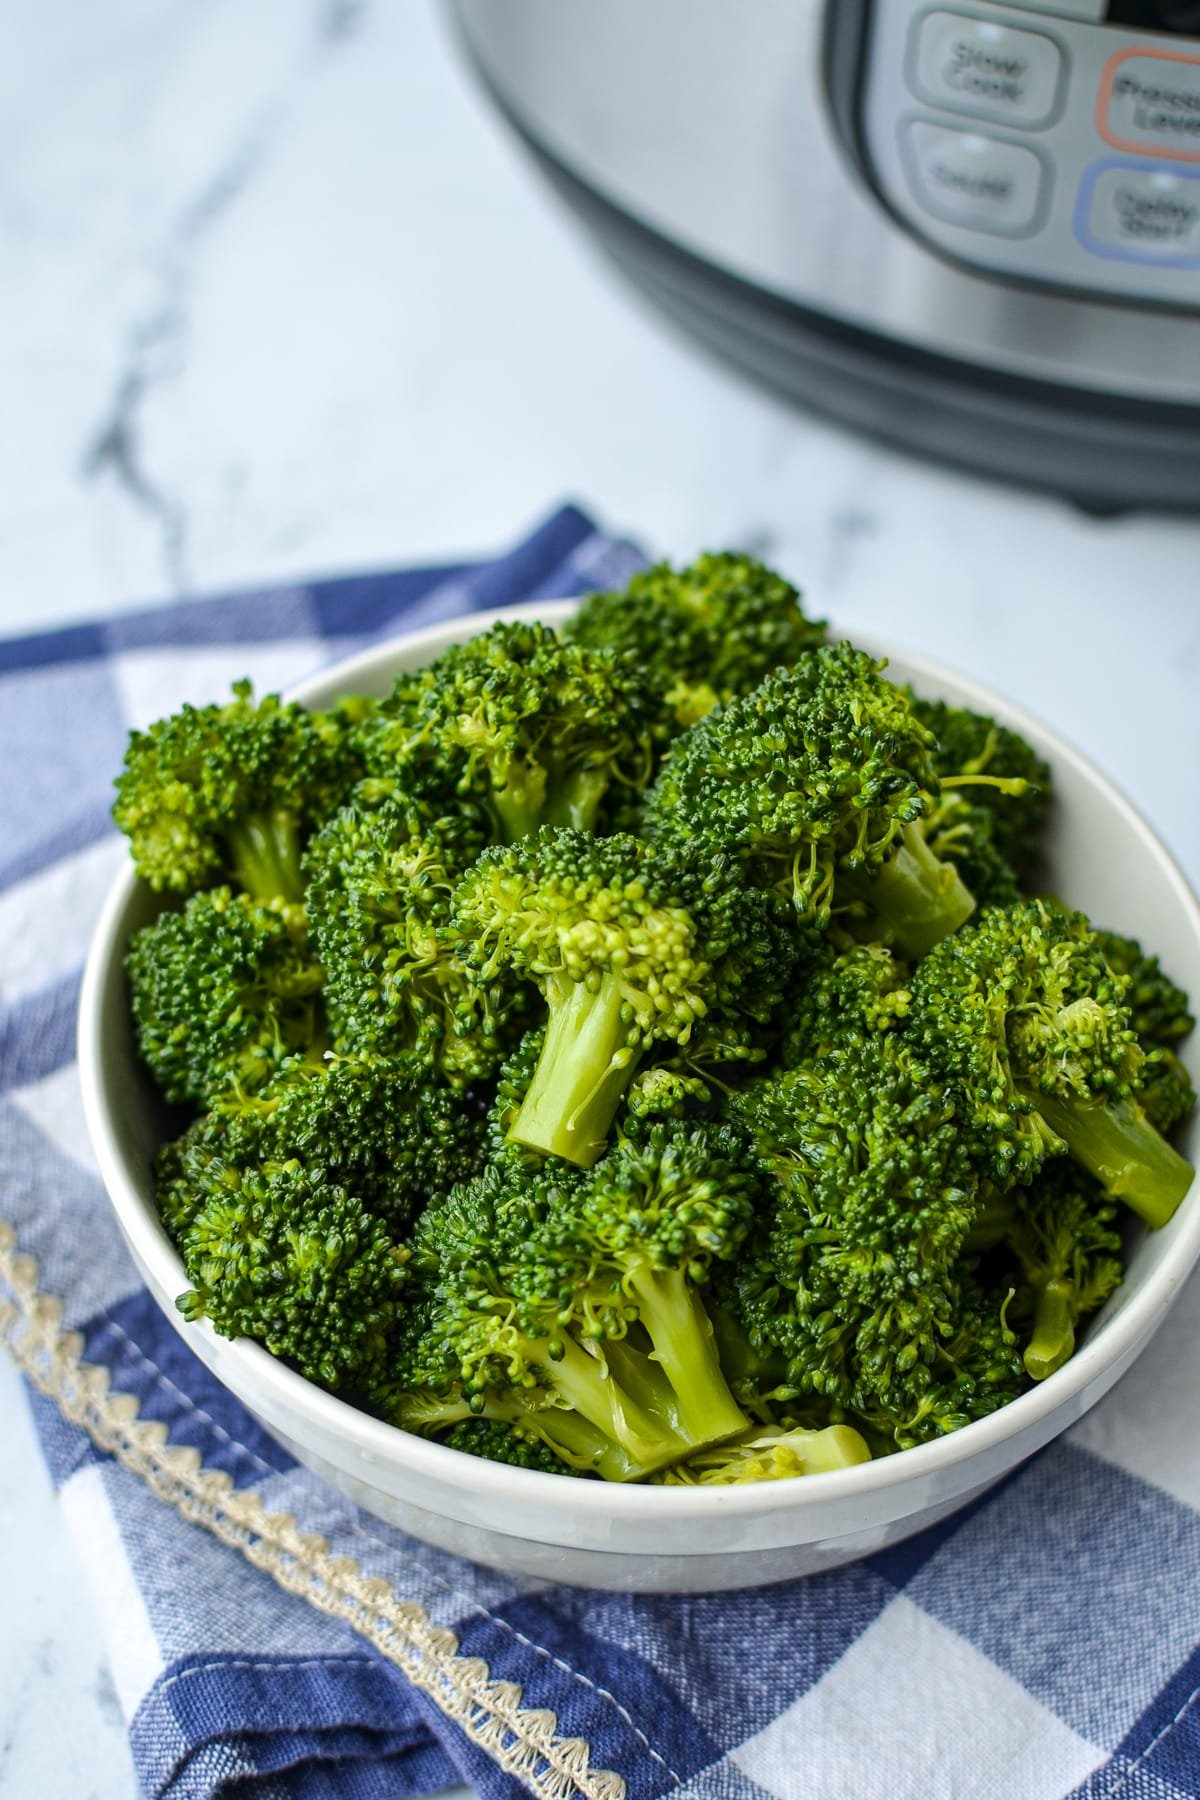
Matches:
[623,1264,749,1447]
[394,1388,642,1480]
[1023,1277,1076,1381]
[543,764,611,834]
[492,761,611,838]
[1030,1090,1193,1229]
[859,822,976,958]
[509,974,641,1167]
[531,1330,692,1476]
[492,762,548,842]
[964,1185,1017,1253]
[518,1404,642,1481]
[227,812,304,905]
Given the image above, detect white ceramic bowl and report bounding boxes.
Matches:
[79,602,1200,1593]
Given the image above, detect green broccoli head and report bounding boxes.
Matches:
[356,620,659,840]
[1094,926,1196,1133]
[163,1048,487,1235]
[642,645,975,956]
[304,788,524,1086]
[565,552,826,728]
[126,887,324,1106]
[401,1141,751,1478]
[176,1162,408,1396]
[113,681,359,900]
[439,1417,594,1476]
[875,1271,1026,1447]
[451,827,714,1165]
[575,1119,761,1287]
[909,899,1194,1224]
[1000,1164,1124,1380]
[909,695,1050,876]
[779,938,911,1067]
[724,1035,981,1429]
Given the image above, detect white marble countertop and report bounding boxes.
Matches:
[2,2,1198,1796]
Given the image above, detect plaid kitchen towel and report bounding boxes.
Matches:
[3,502,1200,1800]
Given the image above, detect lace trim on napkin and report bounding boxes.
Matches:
[0,1221,627,1800]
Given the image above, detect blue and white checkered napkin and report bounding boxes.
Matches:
[5,503,1200,1800]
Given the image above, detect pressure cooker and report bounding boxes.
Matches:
[452,0,1200,509]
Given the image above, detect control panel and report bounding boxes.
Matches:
[856,0,1200,303]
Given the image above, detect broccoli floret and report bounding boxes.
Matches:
[450,828,707,1165]
[642,645,975,957]
[906,698,1048,910]
[652,1422,871,1484]
[910,696,1050,875]
[126,887,324,1105]
[909,899,1194,1226]
[999,1165,1124,1381]
[113,681,359,900]
[920,793,1023,910]
[304,790,523,1086]
[452,827,795,1165]
[390,1374,629,1478]
[158,1050,486,1240]
[873,1272,1026,1448]
[566,1120,759,1446]
[176,1163,408,1396]
[392,1130,756,1478]
[439,1416,594,1476]
[356,621,659,841]
[484,1027,553,1176]
[1097,928,1195,1045]
[1096,927,1196,1134]
[724,1035,985,1436]
[565,552,826,729]
[779,938,911,1067]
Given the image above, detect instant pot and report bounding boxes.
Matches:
[451,0,1200,509]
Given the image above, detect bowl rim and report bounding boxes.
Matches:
[79,599,1200,1524]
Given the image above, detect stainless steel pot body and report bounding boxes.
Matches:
[452,0,1200,507]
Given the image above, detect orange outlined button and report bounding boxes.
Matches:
[1098,47,1200,163]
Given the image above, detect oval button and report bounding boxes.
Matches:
[909,12,1066,129]
[902,121,1047,235]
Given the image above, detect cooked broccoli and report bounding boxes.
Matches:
[724,1036,983,1437]
[642,645,976,957]
[779,938,911,1067]
[909,695,1050,877]
[439,1417,594,1476]
[909,900,1194,1226]
[126,887,324,1106]
[1000,1166,1124,1381]
[176,1162,408,1396]
[920,792,1023,910]
[356,621,659,840]
[117,562,1196,1488]
[158,1049,486,1239]
[1096,926,1196,1134]
[907,699,1048,909]
[304,790,522,1086]
[565,552,826,728]
[869,1272,1026,1448]
[452,827,795,1165]
[451,828,705,1165]
[652,1422,871,1484]
[113,681,358,900]
[390,1373,629,1478]
[392,1126,756,1478]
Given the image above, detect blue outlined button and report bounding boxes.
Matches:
[1075,158,1200,267]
